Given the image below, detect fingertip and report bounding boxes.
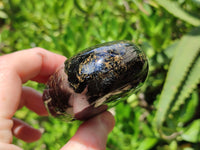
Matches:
[12,118,42,143]
[99,111,115,134]
[14,127,42,143]
[21,86,48,116]
[61,111,115,150]
[0,143,23,150]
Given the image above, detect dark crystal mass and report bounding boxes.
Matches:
[43,41,149,121]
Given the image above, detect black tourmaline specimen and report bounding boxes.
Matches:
[43,41,149,121]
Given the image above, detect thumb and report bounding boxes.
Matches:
[61,111,115,150]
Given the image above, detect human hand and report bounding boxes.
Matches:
[0,48,115,150]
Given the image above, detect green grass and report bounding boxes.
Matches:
[0,0,200,149]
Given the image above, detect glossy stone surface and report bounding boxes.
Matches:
[43,41,149,120]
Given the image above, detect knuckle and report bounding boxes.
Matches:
[0,56,9,70]
[0,56,14,79]
[30,47,47,53]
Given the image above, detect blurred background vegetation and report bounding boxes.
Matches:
[0,0,200,149]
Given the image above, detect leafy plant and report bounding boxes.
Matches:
[0,0,200,149]
[155,26,200,140]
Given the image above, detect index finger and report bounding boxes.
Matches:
[2,48,66,83]
[0,48,66,119]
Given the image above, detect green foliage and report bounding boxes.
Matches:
[182,119,200,143]
[0,0,200,149]
[155,27,200,131]
[155,0,200,26]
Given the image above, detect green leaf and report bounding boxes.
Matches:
[181,119,200,142]
[177,91,199,123]
[155,0,200,26]
[137,138,158,150]
[74,0,87,13]
[154,27,200,131]
[171,55,200,113]
[0,10,7,18]
[163,40,179,59]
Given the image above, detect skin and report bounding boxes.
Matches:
[0,48,115,150]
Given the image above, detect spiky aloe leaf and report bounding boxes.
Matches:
[154,27,200,132]
[155,0,200,26]
[171,54,200,113]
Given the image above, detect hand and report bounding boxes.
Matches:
[0,48,115,150]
